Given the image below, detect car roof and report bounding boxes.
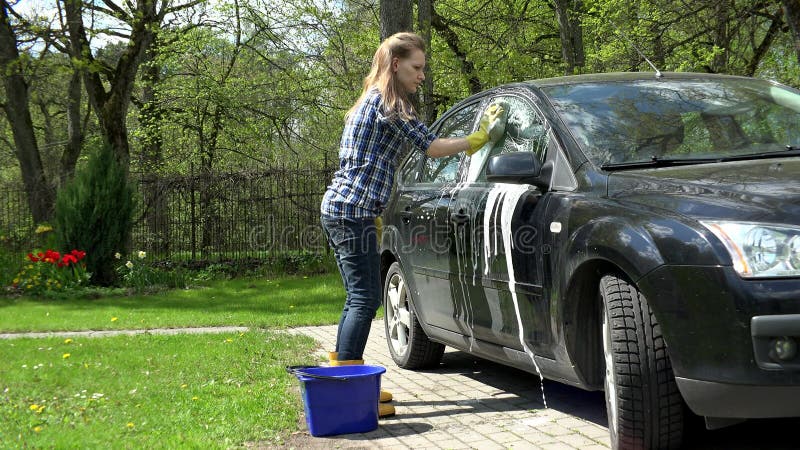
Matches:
[521,71,759,88]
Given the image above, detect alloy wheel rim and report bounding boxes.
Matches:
[387,272,412,356]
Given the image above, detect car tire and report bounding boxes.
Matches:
[383,261,444,369]
[600,275,684,450]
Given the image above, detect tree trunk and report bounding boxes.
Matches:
[744,12,783,77]
[711,0,731,73]
[60,69,83,187]
[783,0,800,64]
[418,0,436,123]
[553,0,585,75]
[0,0,55,223]
[380,0,413,40]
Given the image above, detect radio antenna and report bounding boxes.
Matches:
[610,21,662,78]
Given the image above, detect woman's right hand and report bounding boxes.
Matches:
[466,103,506,155]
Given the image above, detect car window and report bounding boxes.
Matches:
[543,79,800,166]
[465,95,549,183]
[421,103,479,184]
[398,148,423,185]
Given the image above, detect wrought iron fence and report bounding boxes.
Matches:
[0,163,335,262]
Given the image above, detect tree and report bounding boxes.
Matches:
[380,0,412,40]
[580,0,785,77]
[553,0,585,75]
[55,143,134,285]
[62,0,200,173]
[783,0,800,64]
[0,0,54,222]
[4,1,91,188]
[418,0,436,123]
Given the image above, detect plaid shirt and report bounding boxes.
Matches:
[321,88,437,218]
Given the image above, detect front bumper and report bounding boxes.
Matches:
[675,378,800,418]
[638,265,800,418]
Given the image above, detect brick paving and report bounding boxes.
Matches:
[288,320,611,449]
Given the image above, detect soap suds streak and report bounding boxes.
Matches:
[485,183,547,408]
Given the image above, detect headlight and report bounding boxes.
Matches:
[700,221,800,278]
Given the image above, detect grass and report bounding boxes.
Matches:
[0,330,318,448]
[0,272,388,448]
[0,273,355,332]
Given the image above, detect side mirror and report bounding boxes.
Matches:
[485,152,547,189]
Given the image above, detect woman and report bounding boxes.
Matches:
[320,32,504,417]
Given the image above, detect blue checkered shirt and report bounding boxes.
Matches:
[321,88,437,218]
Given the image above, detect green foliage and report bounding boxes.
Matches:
[54,144,135,286]
[187,252,336,281]
[115,250,190,293]
[582,0,786,76]
[0,245,23,290]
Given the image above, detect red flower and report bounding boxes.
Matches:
[27,248,85,266]
[61,254,78,266]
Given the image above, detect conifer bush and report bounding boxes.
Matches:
[54,144,135,285]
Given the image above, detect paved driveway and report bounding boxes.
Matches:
[288,321,608,449]
[288,320,799,450]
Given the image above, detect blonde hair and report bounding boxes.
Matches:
[346,32,426,122]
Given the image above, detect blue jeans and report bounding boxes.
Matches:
[320,215,381,361]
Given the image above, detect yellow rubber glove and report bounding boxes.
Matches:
[375,216,383,243]
[465,103,505,156]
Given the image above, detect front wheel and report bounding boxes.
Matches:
[600,275,684,450]
[383,262,444,369]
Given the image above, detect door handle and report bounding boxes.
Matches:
[451,212,470,225]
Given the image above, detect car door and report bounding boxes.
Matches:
[394,101,481,334]
[449,92,556,356]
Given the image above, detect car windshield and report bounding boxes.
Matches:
[542,77,800,167]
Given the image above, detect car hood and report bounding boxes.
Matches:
[606,157,800,223]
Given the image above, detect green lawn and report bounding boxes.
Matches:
[0,331,317,448]
[0,273,383,448]
[0,274,348,332]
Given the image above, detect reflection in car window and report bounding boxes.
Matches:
[421,103,479,184]
[398,148,423,185]
[543,79,800,167]
[466,95,549,182]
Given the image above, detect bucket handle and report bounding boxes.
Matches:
[286,365,350,382]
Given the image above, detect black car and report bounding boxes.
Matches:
[378,72,800,449]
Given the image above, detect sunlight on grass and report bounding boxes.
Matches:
[0,273,370,333]
[0,331,319,448]
[0,272,391,446]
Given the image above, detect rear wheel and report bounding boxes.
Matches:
[383,262,444,369]
[600,275,684,450]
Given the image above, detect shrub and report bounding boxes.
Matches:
[0,246,22,290]
[54,145,135,285]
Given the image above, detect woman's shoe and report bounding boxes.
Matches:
[329,352,394,404]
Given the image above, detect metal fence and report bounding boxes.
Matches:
[0,164,335,262]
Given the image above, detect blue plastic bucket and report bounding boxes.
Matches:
[287,365,386,437]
